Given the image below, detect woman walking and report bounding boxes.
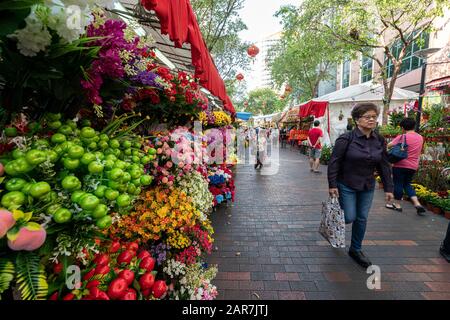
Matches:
[328,103,394,268]
[385,118,426,216]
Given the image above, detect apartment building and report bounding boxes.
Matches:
[248,32,281,91]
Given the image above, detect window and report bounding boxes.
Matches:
[385,31,429,78]
[361,55,373,83]
[342,59,350,88]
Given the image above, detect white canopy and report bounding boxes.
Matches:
[315,81,418,103]
[312,82,418,145]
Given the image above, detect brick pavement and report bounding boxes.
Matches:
[207,147,450,300]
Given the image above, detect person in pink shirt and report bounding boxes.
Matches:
[385,118,426,216]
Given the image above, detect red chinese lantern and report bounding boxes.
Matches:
[236,73,244,81]
[247,44,260,58]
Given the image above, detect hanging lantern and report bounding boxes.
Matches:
[247,44,260,58]
[236,73,244,81]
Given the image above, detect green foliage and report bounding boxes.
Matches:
[414,162,450,193]
[243,88,287,115]
[294,0,450,123]
[0,36,99,121]
[378,125,402,137]
[191,0,250,84]
[225,78,247,106]
[15,251,48,300]
[425,103,446,129]
[0,0,39,38]
[320,145,332,164]
[0,258,15,299]
[270,5,354,101]
[387,110,416,127]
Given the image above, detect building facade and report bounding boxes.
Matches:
[317,10,450,103]
[248,32,281,91]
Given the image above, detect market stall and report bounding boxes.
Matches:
[298,82,418,144]
[0,0,235,301]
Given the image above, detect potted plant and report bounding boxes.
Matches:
[441,198,450,219]
[429,197,443,215]
[422,109,430,121]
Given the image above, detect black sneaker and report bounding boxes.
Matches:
[440,244,450,263]
[348,249,372,268]
[416,206,426,216]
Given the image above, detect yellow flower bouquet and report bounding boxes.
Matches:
[108,187,203,243]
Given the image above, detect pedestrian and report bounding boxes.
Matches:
[280,126,287,148]
[254,127,263,169]
[307,120,323,173]
[385,118,426,216]
[328,103,394,268]
[346,123,353,132]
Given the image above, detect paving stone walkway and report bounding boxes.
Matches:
[207,147,450,300]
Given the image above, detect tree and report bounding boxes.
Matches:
[241,88,288,115]
[295,0,450,124]
[270,5,354,103]
[224,78,247,104]
[190,0,251,83]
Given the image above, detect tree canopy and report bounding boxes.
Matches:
[270,5,354,102]
[239,88,288,116]
[191,0,250,82]
[293,0,450,123]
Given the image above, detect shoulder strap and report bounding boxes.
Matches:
[343,130,354,157]
[374,131,387,148]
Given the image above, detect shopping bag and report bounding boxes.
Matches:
[319,197,346,248]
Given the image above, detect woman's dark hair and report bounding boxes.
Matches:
[351,103,379,120]
[399,117,416,131]
[313,120,320,127]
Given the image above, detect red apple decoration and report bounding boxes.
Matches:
[152,280,167,299]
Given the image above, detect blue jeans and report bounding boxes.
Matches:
[392,167,417,201]
[337,182,375,251]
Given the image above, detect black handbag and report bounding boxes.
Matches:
[388,134,408,163]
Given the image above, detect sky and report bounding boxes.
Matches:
[238,0,300,91]
[238,0,300,43]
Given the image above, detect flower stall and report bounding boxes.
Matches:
[0,0,235,300]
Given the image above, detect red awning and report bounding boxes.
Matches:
[298,101,328,118]
[427,76,450,89]
[145,0,235,114]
